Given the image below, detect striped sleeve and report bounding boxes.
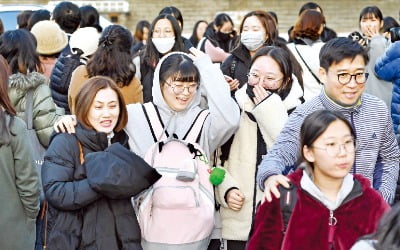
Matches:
[257,99,321,190]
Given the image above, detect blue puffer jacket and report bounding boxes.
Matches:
[375,41,400,135]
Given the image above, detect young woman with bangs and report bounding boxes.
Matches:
[355,6,393,109]
[55,48,240,249]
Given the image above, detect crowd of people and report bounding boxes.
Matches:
[1,1,400,250]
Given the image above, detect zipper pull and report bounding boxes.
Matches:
[329,210,337,226]
[328,210,337,245]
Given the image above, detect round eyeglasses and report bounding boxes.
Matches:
[247,72,283,86]
[312,138,356,157]
[337,73,369,85]
[165,81,198,94]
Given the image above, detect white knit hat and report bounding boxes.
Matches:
[31,20,68,55]
[69,27,100,59]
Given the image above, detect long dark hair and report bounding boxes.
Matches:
[359,6,383,23]
[142,14,184,69]
[159,6,184,30]
[0,55,16,146]
[251,46,294,100]
[86,25,135,87]
[189,20,208,46]
[0,29,42,74]
[133,20,150,43]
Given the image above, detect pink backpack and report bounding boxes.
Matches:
[136,103,215,249]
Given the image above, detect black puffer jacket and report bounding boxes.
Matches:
[221,43,252,91]
[42,124,161,249]
[50,54,83,114]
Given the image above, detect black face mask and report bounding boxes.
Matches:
[216,31,232,41]
[246,84,279,103]
[246,84,256,101]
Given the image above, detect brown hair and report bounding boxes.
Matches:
[0,55,15,145]
[291,9,325,41]
[75,76,128,132]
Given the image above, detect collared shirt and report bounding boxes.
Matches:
[257,90,400,203]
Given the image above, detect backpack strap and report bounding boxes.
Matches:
[142,102,168,142]
[230,57,238,77]
[279,182,297,234]
[183,109,210,143]
[24,89,34,130]
[294,45,321,85]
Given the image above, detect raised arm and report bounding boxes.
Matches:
[191,48,240,155]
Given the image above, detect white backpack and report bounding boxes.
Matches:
[136,103,215,249]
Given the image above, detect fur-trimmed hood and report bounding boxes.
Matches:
[9,72,48,90]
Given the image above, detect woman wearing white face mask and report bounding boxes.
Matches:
[221,11,304,95]
[133,14,186,102]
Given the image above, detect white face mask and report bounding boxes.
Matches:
[240,31,266,51]
[152,37,175,54]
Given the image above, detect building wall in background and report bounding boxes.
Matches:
[128,0,399,37]
[0,0,398,37]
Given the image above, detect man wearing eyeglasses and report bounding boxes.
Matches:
[257,37,400,204]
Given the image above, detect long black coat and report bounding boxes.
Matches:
[42,124,161,249]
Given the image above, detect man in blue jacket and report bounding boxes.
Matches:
[258,37,400,204]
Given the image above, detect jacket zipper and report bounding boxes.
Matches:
[328,210,337,249]
[302,185,363,249]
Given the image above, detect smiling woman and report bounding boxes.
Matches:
[75,76,125,135]
[247,110,390,250]
[41,76,161,249]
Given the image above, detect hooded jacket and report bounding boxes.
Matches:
[247,169,389,250]
[216,78,303,241]
[257,90,400,204]
[8,72,61,147]
[125,52,240,159]
[0,116,40,250]
[42,124,161,249]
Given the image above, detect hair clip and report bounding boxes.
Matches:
[103,35,113,48]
